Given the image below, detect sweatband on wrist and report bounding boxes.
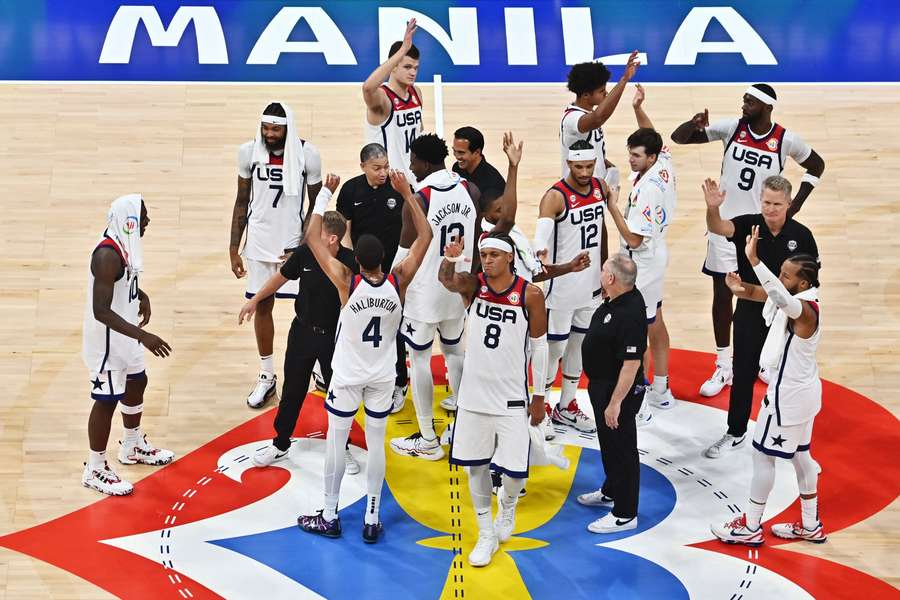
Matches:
[530,334,549,396]
[313,188,332,216]
[801,173,820,187]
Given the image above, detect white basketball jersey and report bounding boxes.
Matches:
[769,301,822,426]
[457,275,530,416]
[560,105,607,179]
[544,177,606,310]
[365,84,423,182]
[82,237,141,372]
[332,273,403,387]
[719,121,788,219]
[403,170,477,323]
[623,148,677,268]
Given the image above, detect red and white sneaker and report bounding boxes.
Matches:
[118,435,175,466]
[82,462,133,496]
[771,521,827,544]
[710,514,764,546]
[551,400,597,434]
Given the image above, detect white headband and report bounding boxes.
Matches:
[745,86,777,107]
[261,115,288,125]
[568,149,596,162]
[479,237,513,253]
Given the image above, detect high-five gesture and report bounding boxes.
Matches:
[389,169,413,198]
[745,224,761,266]
[632,83,645,109]
[399,18,417,54]
[702,178,726,209]
[692,109,710,130]
[502,131,523,167]
[323,173,340,194]
[623,50,641,81]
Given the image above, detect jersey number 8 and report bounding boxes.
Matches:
[483,323,501,349]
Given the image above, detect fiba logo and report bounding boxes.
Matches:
[122,215,139,236]
[508,292,519,304]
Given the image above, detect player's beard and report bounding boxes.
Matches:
[264,134,286,153]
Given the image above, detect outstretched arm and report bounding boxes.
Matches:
[632,84,655,130]
[308,174,353,304]
[362,19,417,123]
[702,178,735,238]
[390,170,433,299]
[532,250,590,283]
[670,109,710,144]
[492,131,523,235]
[577,52,640,132]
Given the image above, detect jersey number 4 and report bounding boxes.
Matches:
[362,316,383,347]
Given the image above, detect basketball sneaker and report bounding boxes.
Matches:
[704,433,746,458]
[588,513,637,534]
[710,514,764,546]
[362,521,384,544]
[389,432,445,460]
[758,367,771,384]
[576,489,615,508]
[700,365,733,397]
[636,404,653,427]
[247,372,277,408]
[439,394,457,411]
[312,365,327,393]
[647,388,676,409]
[345,448,361,475]
[771,520,827,543]
[468,529,499,567]
[541,404,556,440]
[118,435,175,466]
[494,500,518,542]
[298,511,341,538]
[390,384,407,414]
[551,400,596,433]
[82,462,133,496]
[253,443,289,467]
[439,421,454,446]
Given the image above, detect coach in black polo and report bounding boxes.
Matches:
[579,253,647,534]
[452,126,507,199]
[703,175,819,459]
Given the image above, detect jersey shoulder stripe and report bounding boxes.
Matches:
[381,84,421,111]
[729,122,787,152]
[95,237,127,267]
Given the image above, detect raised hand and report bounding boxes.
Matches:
[702,178,726,209]
[745,225,760,265]
[444,238,465,260]
[623,50,641,81]
[323,173,340,193]
[502,131,523,167]
[632,83,645,109]
[691,109,710,130]
[724,272,746,295]
[388,169,412,196]
[400,18,417,53]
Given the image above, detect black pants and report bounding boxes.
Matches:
[727,300,768,437]
[395,335,408,388]
[588,380,644,519]
[272,319,335,451]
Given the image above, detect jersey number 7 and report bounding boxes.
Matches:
[270,184,283,208]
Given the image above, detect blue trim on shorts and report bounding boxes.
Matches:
[439,332,463,345]
[91,392,124,403]
[752,440,796,459]
[702,264,727,277]
[646,315,657,325]
[364,406,392,419]
[547,332,570,341]
[126,370,147,381]
[324,403,358,418]
[399,332,433,351]
[797,443,811,452]
[489,462,529,479]
[449,456,492,467]
[570,324,589,334]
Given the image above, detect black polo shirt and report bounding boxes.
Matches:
[582,288,648,384]
[336,174,404,271]
[453,156,506,200]
[280,245,357,332]
[728,214,819,286]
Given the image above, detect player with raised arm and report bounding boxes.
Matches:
[297,169,432,543]
[439,232,549,567]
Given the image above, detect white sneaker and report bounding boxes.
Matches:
[118,434,175,466]
[468,529,499,567]
[551,400,597,433]
[541,404,556,440]
[770,520,827,544]
[588,512,637,534]
[439,421,454,446]
[494,500,517,542]
[82,462,133,496]
[253,443,289,467]
[636,406,653,427]
[647,388,676,409]
[247,372,277,408]
[389,432,445,461]
[390,385,408,414]
[344,448,361,475]
[576,489,615,507]
[439,395,457,411]
[704,433,746,458]
[699,365,732,397]
[758,367,771,384]
[710,514,764,546]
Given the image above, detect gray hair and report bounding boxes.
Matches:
[360,143,387,163]
[763,175,792,199]
[607,253,637,287]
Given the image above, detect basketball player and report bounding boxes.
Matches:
[560,51,640,187]
[230,102,322,409]
[438,232,549,567]
[82,194,173,496]
[297,169,431,543]
[363,19,423,181]
[389,134,480,460]
[670,84,825,397]
[711,226,826,545]
[533,140,610,434]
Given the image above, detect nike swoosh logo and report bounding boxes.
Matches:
[353,202,363,206]
[302,268,312,272]
[732,439,744,447]
[615,518,634,526]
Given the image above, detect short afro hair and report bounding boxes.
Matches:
[453,126,485,153]
[410,133,449,165]
[567,62,611,96]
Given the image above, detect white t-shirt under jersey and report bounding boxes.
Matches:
[238,139,322,263]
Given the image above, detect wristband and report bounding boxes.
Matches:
[801,173,819,187]
[313,187,332,216]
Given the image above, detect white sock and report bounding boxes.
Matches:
[800,496,819,529]
[365,494,381,526]
[364,415,387,525]
[260,355,274,375]
[123,426,141,444]
[409,348,437,440]
[468,465,493,532]
[652,375,669,393]
[88,450,106,469]
[558,376,579,412]
[501,474,525,508]
[716,347,731,370]
[746,499,765,530]
[323,494,339,521]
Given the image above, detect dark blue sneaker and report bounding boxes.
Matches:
[298,510,341,538]
[362,522,383,544]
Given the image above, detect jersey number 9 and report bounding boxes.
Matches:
[737,167,755,191]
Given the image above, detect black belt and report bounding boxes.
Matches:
[296,319,331,336]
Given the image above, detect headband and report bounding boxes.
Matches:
[745,86,777,107]
[568,149,595,161]
[261,115,288,125]
[479,237,513,253]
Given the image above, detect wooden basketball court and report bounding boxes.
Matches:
[0,82,897,597]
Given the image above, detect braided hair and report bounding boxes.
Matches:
[786,253,820,288]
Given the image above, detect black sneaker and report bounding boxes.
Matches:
[362,522,384,544]
[298,510,341,538]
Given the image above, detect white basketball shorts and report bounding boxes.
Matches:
[244,258,299,299]
[399,315,466,351]
[324,379,394,419]
[450,407,531,478]
[752,399,815,459]
[703,232,738,277]
[89,342,146,403]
